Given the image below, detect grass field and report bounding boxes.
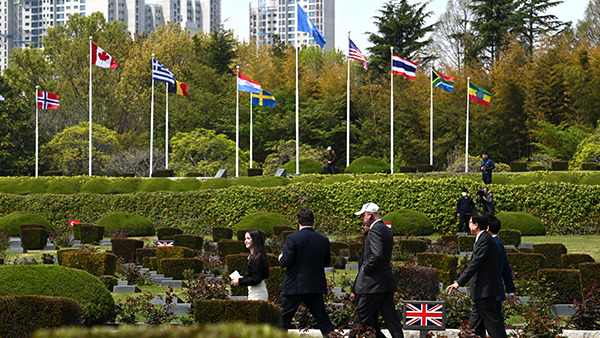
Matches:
[522,235,600,261]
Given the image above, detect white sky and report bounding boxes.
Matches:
[221,0,589,54]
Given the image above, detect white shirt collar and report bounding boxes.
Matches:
[370,219,391,229]
[475,230,486,242]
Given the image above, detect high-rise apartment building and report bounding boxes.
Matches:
[249,0,334,51]
[0,0,221,72]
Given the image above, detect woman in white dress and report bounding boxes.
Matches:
[230,228,270,301]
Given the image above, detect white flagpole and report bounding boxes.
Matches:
[236,65,240,177]
[430,67,434,166]
[465,77,470,173]
[346,31,351,168]
[89,36,93,176]
[150,53,155,177]
[250,93,253,169]
[390,46,394,174]
[35,85,39,178]
[295,25,300,175]
[165,82,169,169]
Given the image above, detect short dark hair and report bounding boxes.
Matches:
[461,187,468,193]
[297,208,314,226]
[482,151,488,155]
[471,211,488,231]
[488,215,501,234]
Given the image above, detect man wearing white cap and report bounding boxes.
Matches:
[325,146,336,174]
[350,203,404,338]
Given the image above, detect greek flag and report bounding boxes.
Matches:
[152,59,175,86]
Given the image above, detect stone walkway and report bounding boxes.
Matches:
[290,329,600,337]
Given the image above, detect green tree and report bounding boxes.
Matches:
[262,140,324,175]
[42,122,120,176]
[470,0,520,63]
[530,120,590,160]
[431,0,476,71]
[516,0,565,56]
[193,27,238,75]
[570,124,600,168]
[578,0,600,45]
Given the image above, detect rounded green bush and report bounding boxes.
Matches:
[46,178,81,194]
[236,211,291,236]
[0,212,52,236]
[107,178,140,193]
[345,156,390,174]
[496,211,546,236]
[171,178,203,191]
[0,265,115,326]
[579,173,600,185]
[15,179,48,194]
[233,177,289,188]
[490,174,511,185]
[282,158,325,174]
[508,173,540,185]
[382,209,434,236]
[138,178,173,192]
[290,175,322,184]
[80,178,112,194]
[541,172,579,184]
[232,177,260,187]
[321,175,354,185]
[96,212,155,236]
[0,179,20,193]
[199,178,232,190]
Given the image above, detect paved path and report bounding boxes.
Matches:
[289,329,600,337]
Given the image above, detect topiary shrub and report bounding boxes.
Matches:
[321,175,354,185]
[398,166,417,173]
[138,178,173,192]
[156,246,195,260]
[498,229,521,247]
[110,238,144,262]
[439,235,458,245]
[15,179,48,194]
[171,178,203,191]
[153,169,173,178]
[212,227,233,241]
[45,178,81,194]
[199,178,233,190]
[265,266,285,304]
[416,253,458,286]
[0,265,115,325]
[99,275,118,291]
[510,161,527,172]
[225,254,250,296]
[107,178,140,194]
[20,227,49,250]
[79,225,104,244]
[331,256,347,269]
[496,212,546,236]
[0,295,83,338]
[281,158,325,174]
[581,162,597,170]
[96,212,155,237]
[236,212,290,237]
[280,230,294,243]
[579,174,600,185]
[158,258,203,279]
[382,209,434,236]
[457,236,476,252]
[348,242,363,261]
[80,178,111,194]
[507,173,539,185]
[273,225,296,236]
[60,250,117,276]
[395,239,428,254]
[290,175,321,184]
[56,249,82,266]
[0,212,52,237]
[579,262,600,289]
[542,172,579,184]
[173,234,204,251]
[156,227,183,240]
[533,243,567,269]
[538,269,582,303]
[507,253,546,280]
[416,164,434,173]
[136,248,156,262]
[344,156,390,174]
[551,161,569,171]
[193,300,281,325]
[233,177,289,188]
[218,241,248,257]
[393,264,440,300]
[561,254,594,270]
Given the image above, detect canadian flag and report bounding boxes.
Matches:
[91,42,118,69]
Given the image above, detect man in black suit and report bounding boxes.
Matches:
[278,208,334,336]
[446,211,507,338]
[350,202,404,338]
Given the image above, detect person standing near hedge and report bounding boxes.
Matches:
[480,152,495,184]
[477,187,495,215]
[457,187,476,233]
[230,229,270,301]
[278,208,334,336]
[446,211,507,338]
[326,146,336,174]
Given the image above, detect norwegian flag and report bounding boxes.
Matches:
[157,241,174,247]
[405,303,444,327]
[348,38,367,70]
[37,91,60,109]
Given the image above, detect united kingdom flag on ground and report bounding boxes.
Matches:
[405,303,444,327]
[37,91,60,109]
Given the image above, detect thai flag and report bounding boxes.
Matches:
[237,72,261,94]
[392,54,418,79]
[405,303,444,327]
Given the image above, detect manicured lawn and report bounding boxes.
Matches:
[522,235,600,261]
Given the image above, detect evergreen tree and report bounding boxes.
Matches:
[470,0,520,64]
[516,0,565,56]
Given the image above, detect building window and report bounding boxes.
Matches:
[288,33,295,38]
[309,5,315,10]
[288,20,294,25]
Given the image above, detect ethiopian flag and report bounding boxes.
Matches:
[468,82,491,106]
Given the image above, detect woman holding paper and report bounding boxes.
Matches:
[230,228,270,300]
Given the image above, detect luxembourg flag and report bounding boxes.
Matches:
[237,72,261,94]
[392,54,418,79]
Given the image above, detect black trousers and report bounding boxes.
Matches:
[353,292,404,338]
[278,293,334,336]
[458,213,471,232]
[469,297,507,338]
[482,173,492,185]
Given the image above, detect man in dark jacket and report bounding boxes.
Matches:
[447,211,507,338]
[326,146,336,174]
[350,202,404,338]
[481,152,495,184]
[456,187,476,233]
[278,208,334,336]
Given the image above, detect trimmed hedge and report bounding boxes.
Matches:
[60,251,117,276]
[273,225,296,236]
[507,253,546,280]
[236,211,290,236]
[193,300,281,325]
[158,258,203,279]
[110,238,144,262]
[416,253,457,286]
[80,178,111,194]
[496,212,546,236]
[99,275,118,291]
[537,269,582,303]
[395,239,428,254]
[579,173,600,185]
[382,209,434,236]
[0,212,52,236]
[393,264,440,301]
[212,227,233,241]
[561,253,594,269]
[579,262,600,289]
[0,265,115,325]
[330,241,349,256]
[348,242,363,261]
[156,246,195,260]
[533,243,567,269]
[173,234,204,250]
[20,227,49,250]
[0,295,82,338]
[46,178,80,194]
[282,158,325,174]
[344,156,390,174]
[157,227,183,240]
[56,248,81,266]
[218,240,248,257]
[510,161,527,172]
[225,254,250,296]
[171,178,204,192]
[497,229,521,247]
[551,161,569,171]
[79,225,104,244]
[457,236,476,252]
[265,266,285,304]
[107,178,140,193]
[138,178,173,192]
[96,212,155,236]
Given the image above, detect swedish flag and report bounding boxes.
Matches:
[251,89,276,107]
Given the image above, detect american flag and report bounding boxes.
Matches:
[348,38,367,70]
[405,303,444,327]
[37,91,60,110]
